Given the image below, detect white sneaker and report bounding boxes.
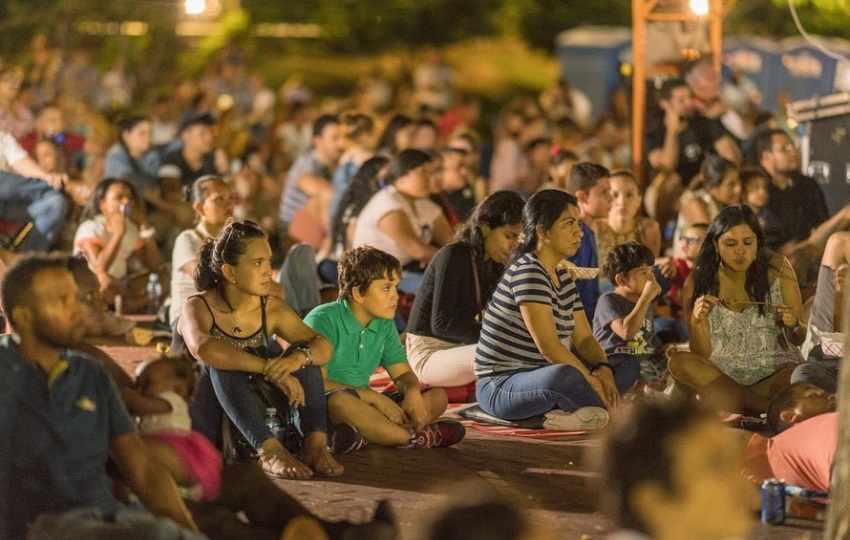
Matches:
[543,407,610,431]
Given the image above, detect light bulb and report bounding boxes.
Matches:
[185,0,206,15]
[690,0,709,16]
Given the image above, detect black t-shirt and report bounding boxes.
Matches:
[766,172,830,246]
[162,148,219,187]
[645,114,730,185]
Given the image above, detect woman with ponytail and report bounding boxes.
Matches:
[174,219,345,479]
[474,189,639,430]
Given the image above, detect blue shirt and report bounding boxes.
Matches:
[304,298,407,388]
[568,221,600,320]
[475,253,582,377]
[0,336,136,539]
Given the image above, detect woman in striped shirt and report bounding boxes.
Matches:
[474,189,640,430]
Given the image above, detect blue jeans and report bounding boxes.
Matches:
[0,171,68,251]
[791,346,839,393]
[190,363,328,450]
[279,243,321,318]
[26,503,207,540]
[475,353,640,420]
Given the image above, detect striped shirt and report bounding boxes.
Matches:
[475,252,583,376]
[279,151,331,226]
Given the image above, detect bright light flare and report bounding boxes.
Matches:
[690,0,709,16]
[185,0,206,15]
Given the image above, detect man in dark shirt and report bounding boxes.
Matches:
[161,111,227,188]
[756,128,830,246]
[644,78,739,230]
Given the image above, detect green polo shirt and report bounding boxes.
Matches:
[304,298,407,388]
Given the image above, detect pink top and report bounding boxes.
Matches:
[767,412,837,492]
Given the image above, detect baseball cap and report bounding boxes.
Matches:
[178,111,216,133]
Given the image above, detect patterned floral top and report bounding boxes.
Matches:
[707,279,802,385]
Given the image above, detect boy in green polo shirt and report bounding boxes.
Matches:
[304,246,465,449]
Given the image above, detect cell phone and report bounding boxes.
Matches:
[119,203,132,216]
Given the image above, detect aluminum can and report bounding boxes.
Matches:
[761,478,786,525]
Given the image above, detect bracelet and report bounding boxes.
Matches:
[297,347,313,368]
[591,362,615,375]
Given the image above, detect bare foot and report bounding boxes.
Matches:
[302,444,343,477]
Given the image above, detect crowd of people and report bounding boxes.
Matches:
[0,34,846,539]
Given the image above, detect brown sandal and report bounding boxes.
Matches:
[258,447,313,480]
[303,445,344,477]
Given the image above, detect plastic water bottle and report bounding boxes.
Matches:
[265,407,280,436]
[146,273,162,315]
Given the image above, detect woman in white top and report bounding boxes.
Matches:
[74,177,159,311]
[673,155,741,255]
[170,176,234,325]
[352,149,453,293]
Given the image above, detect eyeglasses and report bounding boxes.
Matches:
[772,142,798,154]
[680,236,704,245]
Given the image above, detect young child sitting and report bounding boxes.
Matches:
[304,245,466,449]
[593,241,664,383]
[741,166,784,249]
[135,356,222,502]
[661,222,708,343]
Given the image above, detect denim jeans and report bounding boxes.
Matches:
[190,363,328,450]
[279,243,321,318]
[791,346,839,393]
[475,353,640,420]
[0,171,68,251]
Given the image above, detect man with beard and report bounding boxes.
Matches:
[0,254,202,539]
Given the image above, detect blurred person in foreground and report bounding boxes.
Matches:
[601,398,752,540]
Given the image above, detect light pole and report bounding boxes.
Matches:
[630,0,737,181]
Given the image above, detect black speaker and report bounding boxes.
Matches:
[791,93,850,217]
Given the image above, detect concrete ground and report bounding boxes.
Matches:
[96,333,825,540]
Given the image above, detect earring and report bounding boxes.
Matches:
[232,279,236,284]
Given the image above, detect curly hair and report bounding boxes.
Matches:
[602,240,655,281]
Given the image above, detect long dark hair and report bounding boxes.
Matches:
[690,204,773,316]
[116,114,150,172]
[693,154,737,191]
[87,177,137,218]
[195,220,267,309]
[330,156,389,251]
[510,189,578,266]
[455,190,524,260]
[385,148,430,186]
[376,114,412,155]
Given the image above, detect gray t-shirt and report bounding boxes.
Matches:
[593,291,657,359]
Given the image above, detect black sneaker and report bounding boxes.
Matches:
[411,420,466,449]
[330,422,367,454]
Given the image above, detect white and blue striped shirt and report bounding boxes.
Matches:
[475,252,583,377]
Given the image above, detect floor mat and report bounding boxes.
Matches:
[464,421,590,439]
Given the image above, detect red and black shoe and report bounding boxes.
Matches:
[410,420,466,449]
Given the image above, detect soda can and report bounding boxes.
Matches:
[761,478,786,525]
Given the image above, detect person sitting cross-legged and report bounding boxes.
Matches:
[304,245,466,450]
